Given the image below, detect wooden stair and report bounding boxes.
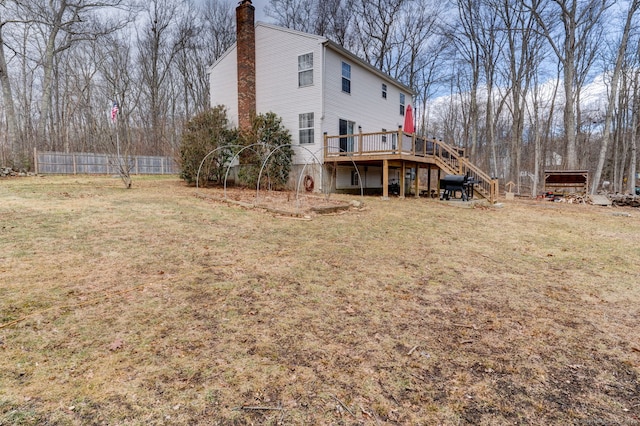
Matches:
[428,139,498,203]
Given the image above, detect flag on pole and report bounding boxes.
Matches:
[111,101,119,122]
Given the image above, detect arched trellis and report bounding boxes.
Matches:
[194,142,265,198]
[223,142,268,199]
[318,146,366,198]
[293,145,326,203]
[196,142,365,210]
[257,144,318,210]
[254,143,292,198]
[258,144,364,213]
[294,145,364,201]
[195,144,246,190]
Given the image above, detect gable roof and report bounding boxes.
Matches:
[209,21,415,97]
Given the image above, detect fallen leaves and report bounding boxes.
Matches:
[108,338,124,351]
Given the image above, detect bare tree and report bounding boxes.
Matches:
[315,0,353,47]
[528,0,612,170]
[611,68,630,193]
[265,0,314,32]
[495,0,545,186]
[136,0,183,155]
[415,39,448,137]
[629,65,639,195]
[0,16,19,167]
[266,0,353,46]
[173,0,235,120]
[629,34,640,196]
[352,0,404,76]
[476,1,504,177]
[13,0,130,152]
[591,0,640,193]
[448,0,482,160]
[392,0,444,88]
[7,18,40,158]
[201,0,236,61]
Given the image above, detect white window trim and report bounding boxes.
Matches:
[341,62,351,94]
[299,112,314,144]
[351,169,360,186]
[298,53,313,87]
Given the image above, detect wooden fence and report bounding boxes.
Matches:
[34,149,179,175]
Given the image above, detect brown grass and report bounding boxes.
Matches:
[1,175,639,425]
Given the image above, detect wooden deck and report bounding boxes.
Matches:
[323,130,499,203]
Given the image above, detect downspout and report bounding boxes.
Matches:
[321,43,327,192]
[322,42,326,124]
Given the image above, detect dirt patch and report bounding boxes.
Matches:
[196,186,357,217]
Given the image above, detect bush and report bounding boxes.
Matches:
[238,112,293,190]
[179,106,237,187]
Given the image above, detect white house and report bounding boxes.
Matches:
[209,0,417,193]
[208,0,497,201]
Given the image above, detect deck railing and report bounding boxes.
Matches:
[324,130,498,203]
[324,130,404,156]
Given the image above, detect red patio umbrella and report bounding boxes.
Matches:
[403,104,415,133]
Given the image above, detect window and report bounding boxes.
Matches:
[298,53,313,87]
[339,119,355,153]
[382,128,387,143]
[351,169,360,186]
[341,62,351,94]
[299,113,314,144]
[400,93,405,116]
[382,83,387,99]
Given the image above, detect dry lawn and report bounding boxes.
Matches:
[1,175,639,425]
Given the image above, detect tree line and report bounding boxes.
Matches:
[1,0,639,194]
[0,0,234,171]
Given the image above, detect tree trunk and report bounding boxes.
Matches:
[628,72,639,195]
[0,25,20,166]
[532,109,541,196]
[563,55,578,169]
[591,0,639,193]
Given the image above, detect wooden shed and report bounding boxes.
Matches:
[544,170,589,194]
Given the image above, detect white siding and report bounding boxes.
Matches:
[255,25,324,166]
[322,47,412,138]
[208,23,414,177]
[335,165,387,190]
[209,48,239,126]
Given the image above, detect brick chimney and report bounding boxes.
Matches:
[236,0,256,134]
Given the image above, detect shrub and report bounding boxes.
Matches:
[238,112,293,190]
[179,106,237,187]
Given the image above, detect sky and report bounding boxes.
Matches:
[193,0,271,22]
[251,0,270,23]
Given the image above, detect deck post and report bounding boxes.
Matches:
[382,159,389,198]
[400,161,406,198]
[323,132,328,159]
[427,163,432,196]
[33,148,38,174]
[414,163,420,197]
[491,178,499,204]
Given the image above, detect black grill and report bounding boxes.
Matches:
[440,174,475,201]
